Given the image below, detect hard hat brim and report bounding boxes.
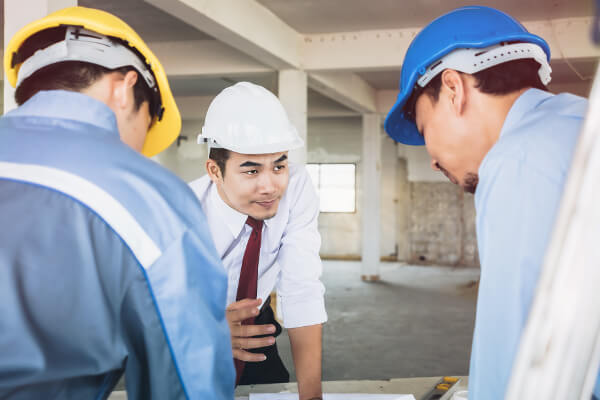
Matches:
[384,102,425,146]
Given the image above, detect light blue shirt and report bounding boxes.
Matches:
[470,88,598,399]
[0,90,235,399]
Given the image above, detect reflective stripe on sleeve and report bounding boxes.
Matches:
[0,161,161,268]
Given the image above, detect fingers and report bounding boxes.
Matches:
[233,348,268,362]
[233,335,276,351]
[227,306,259,325]
[226,298,262,324]
[231,323,276,338]
[226,298,262,311]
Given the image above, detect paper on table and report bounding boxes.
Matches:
[249,394,415,400]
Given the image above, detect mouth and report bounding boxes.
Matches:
[255,199,277,208]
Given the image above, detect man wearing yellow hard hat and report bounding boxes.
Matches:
[0,7,234,399]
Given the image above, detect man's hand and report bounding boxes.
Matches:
[226,298,276,362]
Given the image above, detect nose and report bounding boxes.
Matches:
[431,159,441,171]
[257,171,276,194]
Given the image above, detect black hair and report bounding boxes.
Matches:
[209,148,230,177]
[13,26,158,117]
[403,58,548,125]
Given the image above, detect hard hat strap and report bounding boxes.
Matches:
[16,26,158,91]
[417,42,552,88]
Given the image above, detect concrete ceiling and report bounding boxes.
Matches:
[169,74,278,97]
[256,0,592,34]
[3,0,597,114]
[79,0,212,42]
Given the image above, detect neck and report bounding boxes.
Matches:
[476,87,530,151]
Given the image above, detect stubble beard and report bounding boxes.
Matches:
[463,172,479,194]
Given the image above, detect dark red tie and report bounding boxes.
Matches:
[234,216,263,384]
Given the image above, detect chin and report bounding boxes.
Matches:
[250,204,279,221]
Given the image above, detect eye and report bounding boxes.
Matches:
[244,170,258,175]
[274,165,286,172]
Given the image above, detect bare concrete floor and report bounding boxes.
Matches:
[276,260,480,382]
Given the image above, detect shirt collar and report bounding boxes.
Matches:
[210,183,250,238]
[499,88,553,139]
[7,90,119,135]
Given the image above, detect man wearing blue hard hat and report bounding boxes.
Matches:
[385,5,598,400]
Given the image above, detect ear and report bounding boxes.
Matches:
[205,158,223,183]
[440,69,467,116]
[112,70,138,111]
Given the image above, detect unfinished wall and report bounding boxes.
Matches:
[398,146,479,267]
[406,183,479,267]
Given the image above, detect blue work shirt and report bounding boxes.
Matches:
[470,88,599,399]
[0,90,235,399]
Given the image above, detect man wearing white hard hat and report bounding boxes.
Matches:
[189,82,326,399]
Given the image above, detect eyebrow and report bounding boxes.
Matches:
[274,154,288,163]
[239,161,261,168]
[239,154,288,168]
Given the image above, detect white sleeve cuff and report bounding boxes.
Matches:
[280,296,328,329]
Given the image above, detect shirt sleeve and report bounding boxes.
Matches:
[276,166,327,329]
[124,227,235,400]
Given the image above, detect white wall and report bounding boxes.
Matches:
[153,119,207,183]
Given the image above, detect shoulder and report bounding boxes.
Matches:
[537,91,588,119]
[59,147,210,250]
[285,163,317,203]
[188,174,212,200]
[482,91,586,186]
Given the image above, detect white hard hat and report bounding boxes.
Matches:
[197,82,304,154]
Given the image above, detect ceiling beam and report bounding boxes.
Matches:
[303,27,418,72]
[143,0,377,115]
[143,0,302,69]
[524,18,599,60]
[146,17,598,76]
[308,72,377,113]
[176,94,361,120]
[375,89,398,115]
[302,17,600,72]
[150,40,273,77]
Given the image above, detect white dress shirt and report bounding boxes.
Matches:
[189,163,327,329]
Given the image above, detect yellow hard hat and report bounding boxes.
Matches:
[4,6,181,157]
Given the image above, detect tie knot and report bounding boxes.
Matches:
[245,216,263,232]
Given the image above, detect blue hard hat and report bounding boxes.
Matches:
[384,5,551,146]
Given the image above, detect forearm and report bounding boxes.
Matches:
[288,324,323,400]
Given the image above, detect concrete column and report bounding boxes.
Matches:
[361,113,381,281]
[4,0,77,113]
[278,69,307,165]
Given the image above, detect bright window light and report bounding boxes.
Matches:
[306,163,356,213]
